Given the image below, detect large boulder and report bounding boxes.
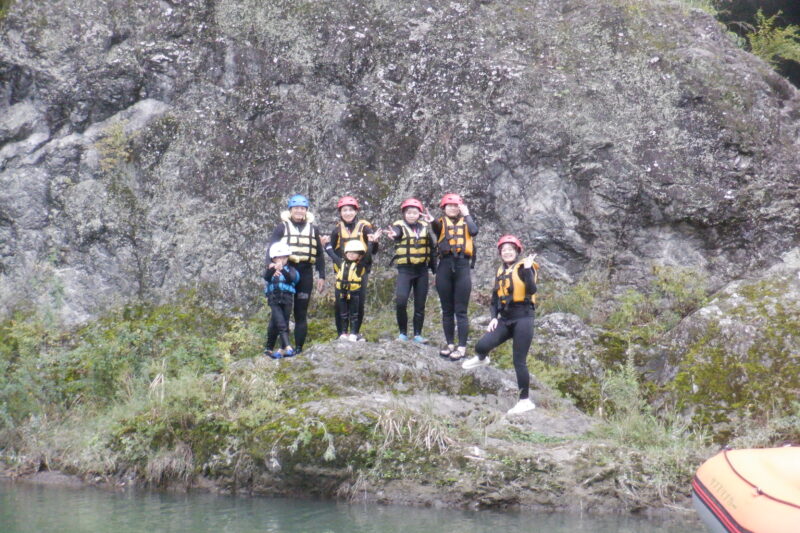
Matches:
[1,0,799,322]
[647,247,800,435]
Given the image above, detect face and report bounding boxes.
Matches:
[290,206,307,222]
[403,207,420,224]
[500,243,519,263]
[444,203,460,218]
[274,255,288,266]
[340,205,357,223]
[345,251,362,262]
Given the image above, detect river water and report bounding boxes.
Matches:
[0,481,705,532]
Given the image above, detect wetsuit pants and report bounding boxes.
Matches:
[292,262,315,350]
[335,271,369,335]
[336,290,361,335]
[266,298,293,350]
[435,255,472,347]
[395,264,429,336]
[475,315,535,399]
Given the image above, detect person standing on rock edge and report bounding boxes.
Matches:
[384,198,437,343]
[424,193,478,361]
[462,235,539,416]
[262,241,299,359]
[268,194,326,355]
[328,196,379,338]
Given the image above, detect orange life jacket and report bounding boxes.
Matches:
[495,260,539,308]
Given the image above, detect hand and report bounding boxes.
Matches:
[421,208,434,223]
[316,278,326,293]
[523,254,537,269]
[320,235,330,246]
[383,227,399,239]
[268,262,277,270]
[487,318,498,332]
[458,203,470,217]
[367,232,380,242]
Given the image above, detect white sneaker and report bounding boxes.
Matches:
[507,399,536,415]
[462,356,490,370]
[339,334,349,341]
[348,333,358,342]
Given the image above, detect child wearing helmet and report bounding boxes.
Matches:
[321,235,372,341]
[263,241,300,359]
[461,235,539,416]
[328,196,380,337]
[267,194,326,355]
[423,193,478,361]
[384,198,437,343]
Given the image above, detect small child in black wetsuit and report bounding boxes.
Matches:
[321,237,373,341]
[263,241,300,359]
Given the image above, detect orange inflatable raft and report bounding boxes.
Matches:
[692,447,800,533]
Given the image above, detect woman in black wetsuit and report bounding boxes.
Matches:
[461,235,539,416]
[426,193,478,362]
[384,198,437,343]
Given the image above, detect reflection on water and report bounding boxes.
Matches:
[0,480,704,533]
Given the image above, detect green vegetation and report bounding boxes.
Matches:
[0,0,13,20]
[670,278,800,440]
[0,290,470,492]
[589,357,710,506]
[0,260,793,506]
[746,10,800,69]
[528,265,710,413]
[676,0,719,17]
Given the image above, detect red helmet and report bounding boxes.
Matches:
[439,193,463,208]
[400,198,424,211]
[497,234,523,253]
[337,196,360,210]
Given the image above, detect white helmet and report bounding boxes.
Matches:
[269,241,291,260]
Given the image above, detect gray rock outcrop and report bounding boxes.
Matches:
[646,247,800,430]
[1,0,799,324]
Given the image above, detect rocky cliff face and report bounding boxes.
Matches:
[1,0,799,323]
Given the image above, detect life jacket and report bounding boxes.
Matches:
[335,219,371,253]
[391,220,431,265]
[265,268,298,295]
[437,216,474,258]
[333,260,364,298]
[280,211,317,264]
[494,260,539,310]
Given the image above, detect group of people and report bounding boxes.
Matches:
[263,193,539,415]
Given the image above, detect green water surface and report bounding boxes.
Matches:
[0,481,705,532]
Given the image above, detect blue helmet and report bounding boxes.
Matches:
[287,194,309,208]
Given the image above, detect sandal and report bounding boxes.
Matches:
[439,344,455,358]
[449,347,467,361]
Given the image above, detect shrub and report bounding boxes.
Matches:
[746,10,800,68]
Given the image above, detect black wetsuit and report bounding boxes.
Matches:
[329,218,378,336]
[474,264,537,399]
[325,244,370,336]
[388,220,437,337]
[263,265,299,350]
[431,215,478,347]
[269,220,326,351]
